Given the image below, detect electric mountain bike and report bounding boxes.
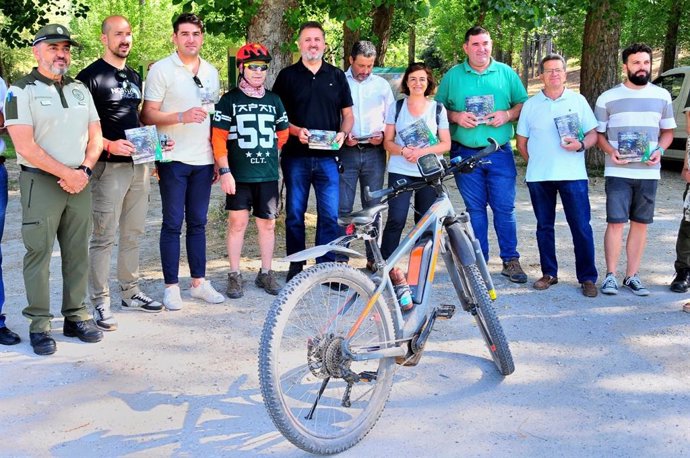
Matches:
[259,138,514,454]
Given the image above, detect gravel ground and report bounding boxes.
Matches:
[1,160,689,457]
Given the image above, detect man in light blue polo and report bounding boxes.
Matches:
[436,25,528,283]
[516,54,599,297]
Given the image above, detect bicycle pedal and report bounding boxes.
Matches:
[436,304,456,320]
[358,371,377,382]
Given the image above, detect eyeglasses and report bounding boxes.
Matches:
[246,63,269,72]
[192,76,203,88]
[543,69,565,75]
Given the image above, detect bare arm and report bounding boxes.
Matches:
[336,106,354,147]
[515,134,528,161]
[141,100,207,126]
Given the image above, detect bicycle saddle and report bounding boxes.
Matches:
[338,203,388,226]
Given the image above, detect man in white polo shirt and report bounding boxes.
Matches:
[516,53,599,297]
[141,12,224,310]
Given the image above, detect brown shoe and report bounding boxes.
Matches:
[533,275,558,290]
[255,270,281,295]
[581,281,598,298]
[502,258,528,283]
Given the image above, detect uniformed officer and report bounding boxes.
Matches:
[4,24,104,355]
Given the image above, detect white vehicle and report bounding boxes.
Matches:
[653,66,690,161]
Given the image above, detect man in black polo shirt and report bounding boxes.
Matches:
[77,15,163,332]
[272,21,354,281]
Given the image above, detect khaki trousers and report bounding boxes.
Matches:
[88,161,150,306]
[20,172,92,332]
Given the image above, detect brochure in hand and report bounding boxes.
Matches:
[308,129,340,150]
[465,95,494,124]
[617,131,650,162]
[553,113,584,144]
[398,119,439,149]
[125,125,163,164]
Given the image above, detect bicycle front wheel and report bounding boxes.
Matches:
[259,262,396,454]
[464,264,515,376]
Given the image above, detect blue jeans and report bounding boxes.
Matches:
[282,155,340,263]
[0,164,6,328]
[526,180,597,283]
[450,142,518,261]
[157,161,214,284]
[380,172,437,259]
[338,145,386,261]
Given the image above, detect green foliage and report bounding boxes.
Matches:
[0,0,89,49]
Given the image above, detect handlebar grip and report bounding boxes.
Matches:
[364,185,393,202]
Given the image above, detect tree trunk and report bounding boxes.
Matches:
[343,22,360,69]
[661,0,683,73]
[521,29,529,87]
[371,4,394,66]
[408,25,415,64]
[535,33,542,74]
[247,0,298,89]
[580,0,624,170]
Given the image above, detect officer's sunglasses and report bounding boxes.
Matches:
[192,76,204,88]
[247,63,269,72]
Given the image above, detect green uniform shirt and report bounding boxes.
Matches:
[212,88,288,182]
[4,68,99,167]
[435,59,528,147]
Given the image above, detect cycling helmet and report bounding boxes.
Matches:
[236,43,272,67]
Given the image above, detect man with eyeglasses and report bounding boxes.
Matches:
[340,40,395,272]
[4,24,104,355]
[515,54,599,297]
[436,25,529,284]
[272,21,354,282]
[141,13,224,310]
[77,16,163,331]
[211,43,289,298]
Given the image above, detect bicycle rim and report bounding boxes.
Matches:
[259,263,396,454]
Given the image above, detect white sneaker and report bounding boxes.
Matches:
[163,285,183,311]
[190,280,225,304]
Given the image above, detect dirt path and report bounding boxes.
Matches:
[1,161,689,457]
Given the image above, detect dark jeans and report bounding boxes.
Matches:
[450,142,519,262]
[526,180,597,283]
[380,172,436,259]
[282,155,340,263]
[157,161,214,284]
[675,184,690,272]
[338,145,386,261]
[0,164,6,328]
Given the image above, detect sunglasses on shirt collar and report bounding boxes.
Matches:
[192,75,204,88]
[115,70,131,90]
[246,63,269,72]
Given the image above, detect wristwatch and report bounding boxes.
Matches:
[577,141,586,152]
[77,165,92,177]
[219,167,231,175]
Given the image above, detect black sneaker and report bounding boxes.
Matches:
[93,302,118,331]
[623,274,650,296]
[122,292,163,313]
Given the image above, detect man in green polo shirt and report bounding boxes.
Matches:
[4,24,104,355]
[436,25,529,283]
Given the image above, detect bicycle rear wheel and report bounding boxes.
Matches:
[464,264,515,375]
[259,262,396,454]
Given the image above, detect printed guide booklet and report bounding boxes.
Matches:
[125,125,163,164]
[398,119,439,148]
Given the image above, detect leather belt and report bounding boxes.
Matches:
[20,165,56,178]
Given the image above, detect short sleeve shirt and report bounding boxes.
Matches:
[595,83,676,179]
[211,88,289,182]
[272,59,353,157]
[384,98,449,177]
[144,52,219,165]
[346,69,395,138]
[4,68,100,167]
[435,59,528,147]
[77,58,143,162]
[516,89,598,182]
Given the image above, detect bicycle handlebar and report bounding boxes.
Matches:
[365,137,500,203]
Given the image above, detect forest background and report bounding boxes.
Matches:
[0,0,689,168]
